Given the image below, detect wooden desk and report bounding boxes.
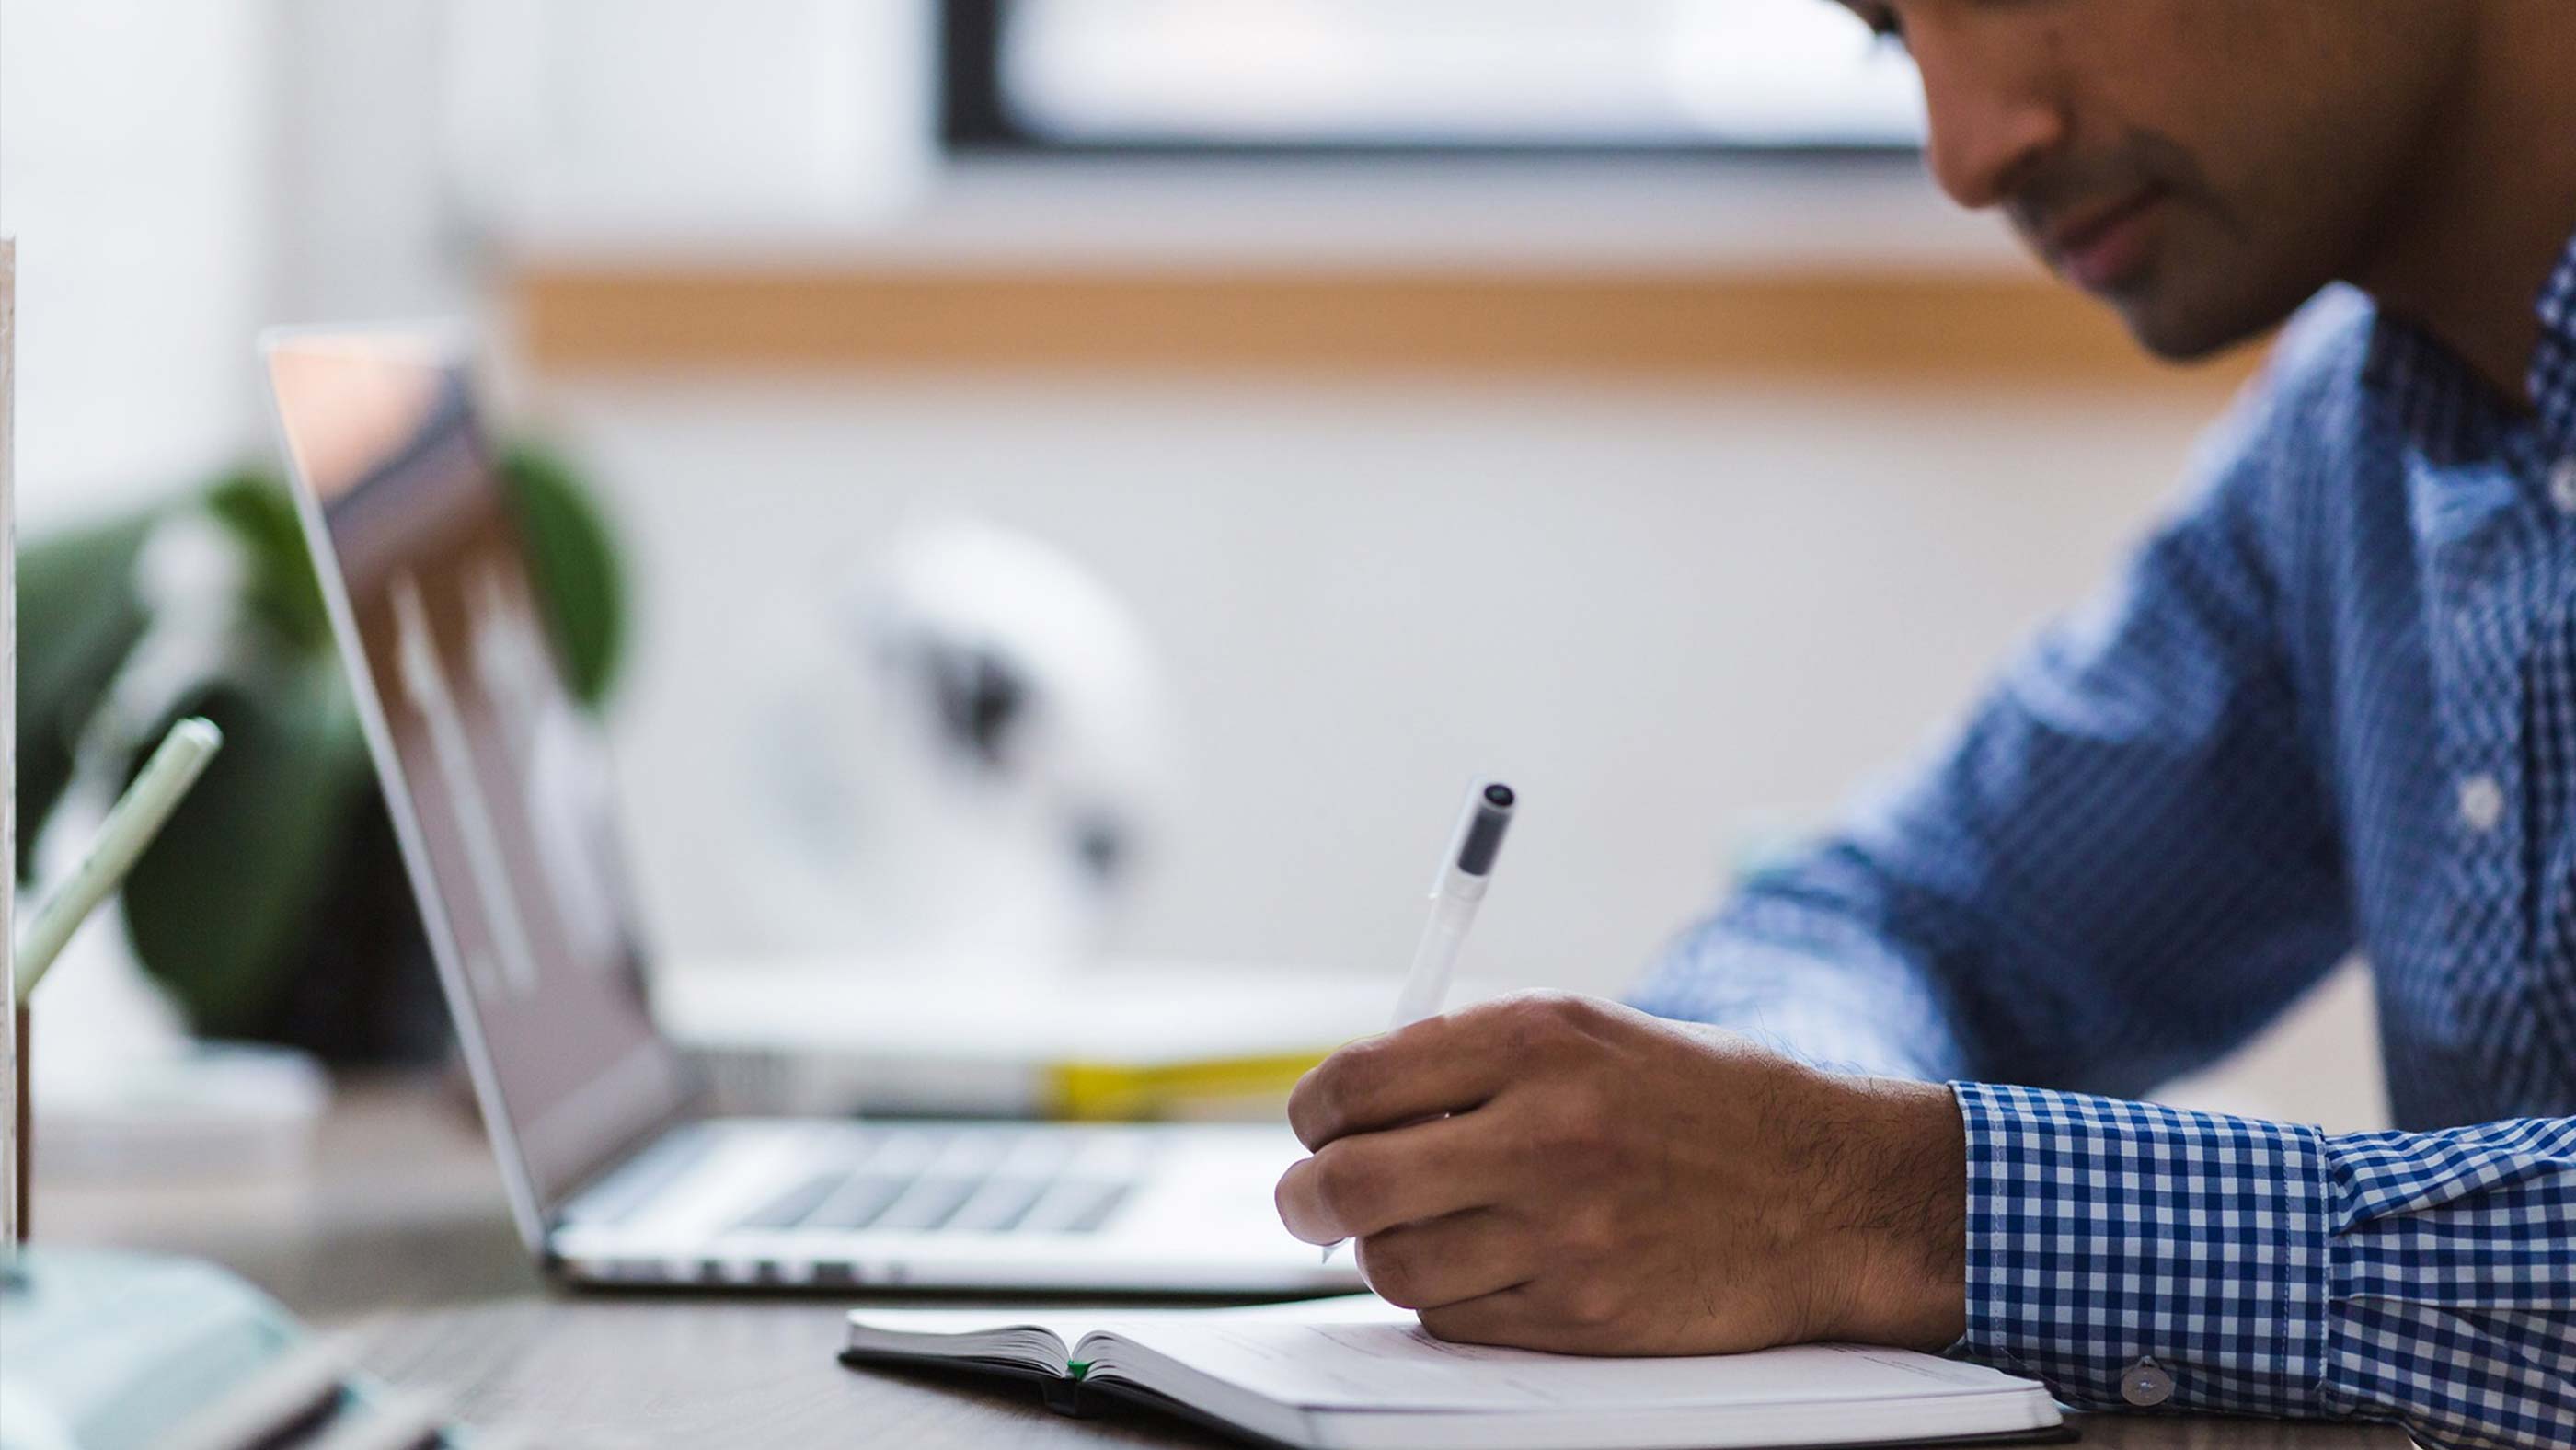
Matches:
[34,1077,2411,1448]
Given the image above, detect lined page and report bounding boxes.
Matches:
[845,1294,1403,1367]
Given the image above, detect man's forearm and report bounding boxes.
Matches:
[1629,893,1977,1083]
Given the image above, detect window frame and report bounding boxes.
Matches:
[937,0,1923,161]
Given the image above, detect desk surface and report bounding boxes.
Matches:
[34,1076,2412,1449]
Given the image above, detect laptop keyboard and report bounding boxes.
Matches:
[729,1128,1137,1237]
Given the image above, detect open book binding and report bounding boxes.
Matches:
[842,1295,2071,1450]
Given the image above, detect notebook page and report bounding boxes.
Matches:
[845,1295,1398,1366]
[843,1308,1085,1372]
[1083,1318,2039,1414]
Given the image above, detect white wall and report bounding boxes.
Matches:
[0,0,277,530]
[561,375,2161,979]
[267,0,478,325]
[538,369,2390,1129]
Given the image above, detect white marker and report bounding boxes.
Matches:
[1326,777,1517,1263]
[1389,779,1517,1029]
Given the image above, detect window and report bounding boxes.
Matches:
[944,0,1925,154]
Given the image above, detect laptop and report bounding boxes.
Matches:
[259,325,1360,1295]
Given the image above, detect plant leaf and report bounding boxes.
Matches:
[500,441,627,708]
[119,661,370,1035]
[14,513,154,876]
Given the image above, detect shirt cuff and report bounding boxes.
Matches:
[1949,1082,2336,1418]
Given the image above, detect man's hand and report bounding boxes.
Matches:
[1274,992,1966,1355]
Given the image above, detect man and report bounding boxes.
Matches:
[1271,5,2576,1447]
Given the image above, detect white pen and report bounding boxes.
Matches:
[1325,777,1517,1263]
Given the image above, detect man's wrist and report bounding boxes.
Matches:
[1813,1075,1968,1350]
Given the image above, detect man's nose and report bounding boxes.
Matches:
[1913,31,2065,213]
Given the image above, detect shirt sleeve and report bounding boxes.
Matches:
[1955,1083,2576,1450]
[1629,362,2355,1096]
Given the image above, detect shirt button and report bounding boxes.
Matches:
[2121,1358,2175,1408]
[2458,774,2506,834]
[2551,456,2576,515]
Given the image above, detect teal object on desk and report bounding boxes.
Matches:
[0,1248,489,1450]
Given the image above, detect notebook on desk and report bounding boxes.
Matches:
[842,1295,2069,1450]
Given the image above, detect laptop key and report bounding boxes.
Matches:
[802,1173,912,1230]
[1018,1178,1133,1235]
[1063,1181,1133,1234]
[943,1176,1052,1234]
[731,1173,842,1232]
[870,1175,984,1232]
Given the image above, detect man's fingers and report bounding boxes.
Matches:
[1287,1020,1499,1150]
[1414,1282,1559,1350]
[1354,1208,1535,1311]
[1274,1112,1514,1245]
[1288,994,1591,1149]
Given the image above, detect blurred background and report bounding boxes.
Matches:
[1,0,2384,1133]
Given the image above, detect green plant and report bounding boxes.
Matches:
[15,443,626,1057]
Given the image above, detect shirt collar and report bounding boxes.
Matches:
[2363,220,2576,466]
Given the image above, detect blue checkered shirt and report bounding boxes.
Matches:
[1634,230,2576,1450]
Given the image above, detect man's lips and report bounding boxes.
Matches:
[2037,186,2168,291]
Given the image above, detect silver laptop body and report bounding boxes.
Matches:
[260,325,1356,1295]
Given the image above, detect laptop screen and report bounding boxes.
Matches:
[263,330,690,1218]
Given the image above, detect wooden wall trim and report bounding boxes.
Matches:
[511,264,2256,392]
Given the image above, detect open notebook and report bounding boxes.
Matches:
[843,1295,2067,1450]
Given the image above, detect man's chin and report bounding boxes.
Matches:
[2110,291,2283,363]
[2099,261,2322,363]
